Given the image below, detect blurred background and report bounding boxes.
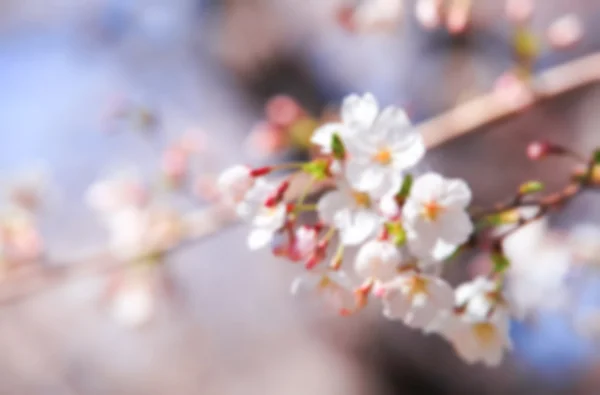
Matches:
[2,0,600,394]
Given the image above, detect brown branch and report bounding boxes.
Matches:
[4,51,600,306]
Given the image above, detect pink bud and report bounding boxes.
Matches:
[526,141,551,160]
[249,166,272,177]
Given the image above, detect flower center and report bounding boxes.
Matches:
[373,147,392,165]
[421,201,443,221]
[352,191,371,208]
[318,275,331,289]
[407,276,429,299]
[472,322,497,346]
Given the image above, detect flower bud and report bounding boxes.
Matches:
[525,141,546,160]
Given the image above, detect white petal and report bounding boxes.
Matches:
[217,165,253,204]
[354,240,402,281]
[451,332,481,364]
[438,209,473,246]
[406,230,438,259]
[430,239,458,261]
[382,292,411,320]
[345,160,384,191]
[391,135,425,170]
[427,277,456,310]
[317,190,351,225]
[455,277,495,307]
[341,93,379,131]
[310,123,347,153]
[404,304,439,328]
[339,210,379,245]
[247,228,274,250]
[439,178,472,209]
[252,204,287,231]
[410,173,445,202]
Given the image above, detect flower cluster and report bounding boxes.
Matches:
[218,93,514,366]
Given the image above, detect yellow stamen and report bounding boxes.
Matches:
[352,191,371,208]
[421,201,443,221]
[472,322,497,346]
[373,148,392,165]
[318,275,331,289]
[407,276,429,299]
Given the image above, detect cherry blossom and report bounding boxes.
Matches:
[427,277,512,366]
[354,240,403,282]
[344,106,424,199]
[432,309,512,366]
[317,182,381,246]
[402,172,473,258]
[310,93,379,155]
[237,180,288,250]
[376,271,455,329]
[291,269,356,315]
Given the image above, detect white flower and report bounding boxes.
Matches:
[217,165,254,205]
[376,272,454,328]
[317,182,381,245]
[403,173,473,258]
[247,204,287,250]
[291,270,356,314]
[354,240,402,282]
[237,180,287,250]
[311,93,379,154]
[425,278,512,366]
[345,107,424,199]
[431,309,512,367]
